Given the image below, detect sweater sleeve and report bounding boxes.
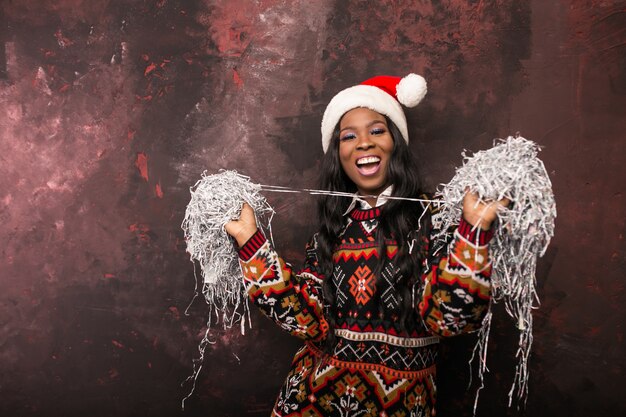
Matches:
[237,230,329,342]
[418,216,494,337]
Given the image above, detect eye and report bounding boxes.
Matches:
[371,127,386,135]
[339,132,356,141]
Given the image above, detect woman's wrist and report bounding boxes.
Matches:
[234,226,258,247]
[462,213,492,230]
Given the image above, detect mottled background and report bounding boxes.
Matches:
[0,0,624,416]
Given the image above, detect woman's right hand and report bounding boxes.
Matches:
[225,203,258,247]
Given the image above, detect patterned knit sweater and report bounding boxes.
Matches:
[238,204,493,417]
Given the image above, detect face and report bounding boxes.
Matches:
[338,107,394,200]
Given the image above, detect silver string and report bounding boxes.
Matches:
[260,184,436,203]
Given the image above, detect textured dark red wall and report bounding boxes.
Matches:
[0,1,623,416]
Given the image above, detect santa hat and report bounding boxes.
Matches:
[320,73,427,153]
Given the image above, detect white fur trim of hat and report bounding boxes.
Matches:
[320,73,427,153]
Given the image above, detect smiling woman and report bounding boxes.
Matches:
[225,74,507,416]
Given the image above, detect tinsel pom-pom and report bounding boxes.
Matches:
[181,170,274,409]
[436,135,556,409]
[181,170,274,328]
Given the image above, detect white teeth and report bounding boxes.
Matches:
[356,156,380,166]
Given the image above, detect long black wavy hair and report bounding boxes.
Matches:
[316,114,431,348]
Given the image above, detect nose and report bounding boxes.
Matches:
[356,133,374,150]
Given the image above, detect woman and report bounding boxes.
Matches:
[226,74,506,416]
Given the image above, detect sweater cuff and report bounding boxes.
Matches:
[458,217,494,245]
[238,230,267,261]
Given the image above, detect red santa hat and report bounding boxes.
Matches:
[320,73,427,153]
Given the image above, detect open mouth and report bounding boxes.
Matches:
[355,156,381,176]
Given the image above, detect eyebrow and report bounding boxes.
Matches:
[339,119,387,133]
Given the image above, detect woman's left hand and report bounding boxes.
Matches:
[462,190,510,230]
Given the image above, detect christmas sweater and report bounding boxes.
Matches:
[238,204,493,417]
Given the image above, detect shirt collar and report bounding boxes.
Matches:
[343,185,394,216]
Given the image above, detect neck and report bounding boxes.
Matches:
[358,184,392,208]
[362,195,378,207]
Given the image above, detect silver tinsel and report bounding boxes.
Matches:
[180,170,274,408]
[435,135,556,410]
[182,169,274,329]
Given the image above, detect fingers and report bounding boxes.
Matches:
[240,202,255,223]
[479,200,501,218]
[223,219,239,237]
[498,197,511,208]
[464,191,510,210]
[462,190,511,229]
[224,202,259,247]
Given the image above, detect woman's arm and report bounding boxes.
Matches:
[226,204,329,342]
[419,192,508,337]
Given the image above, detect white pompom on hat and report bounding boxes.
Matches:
[320,73,427,153]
